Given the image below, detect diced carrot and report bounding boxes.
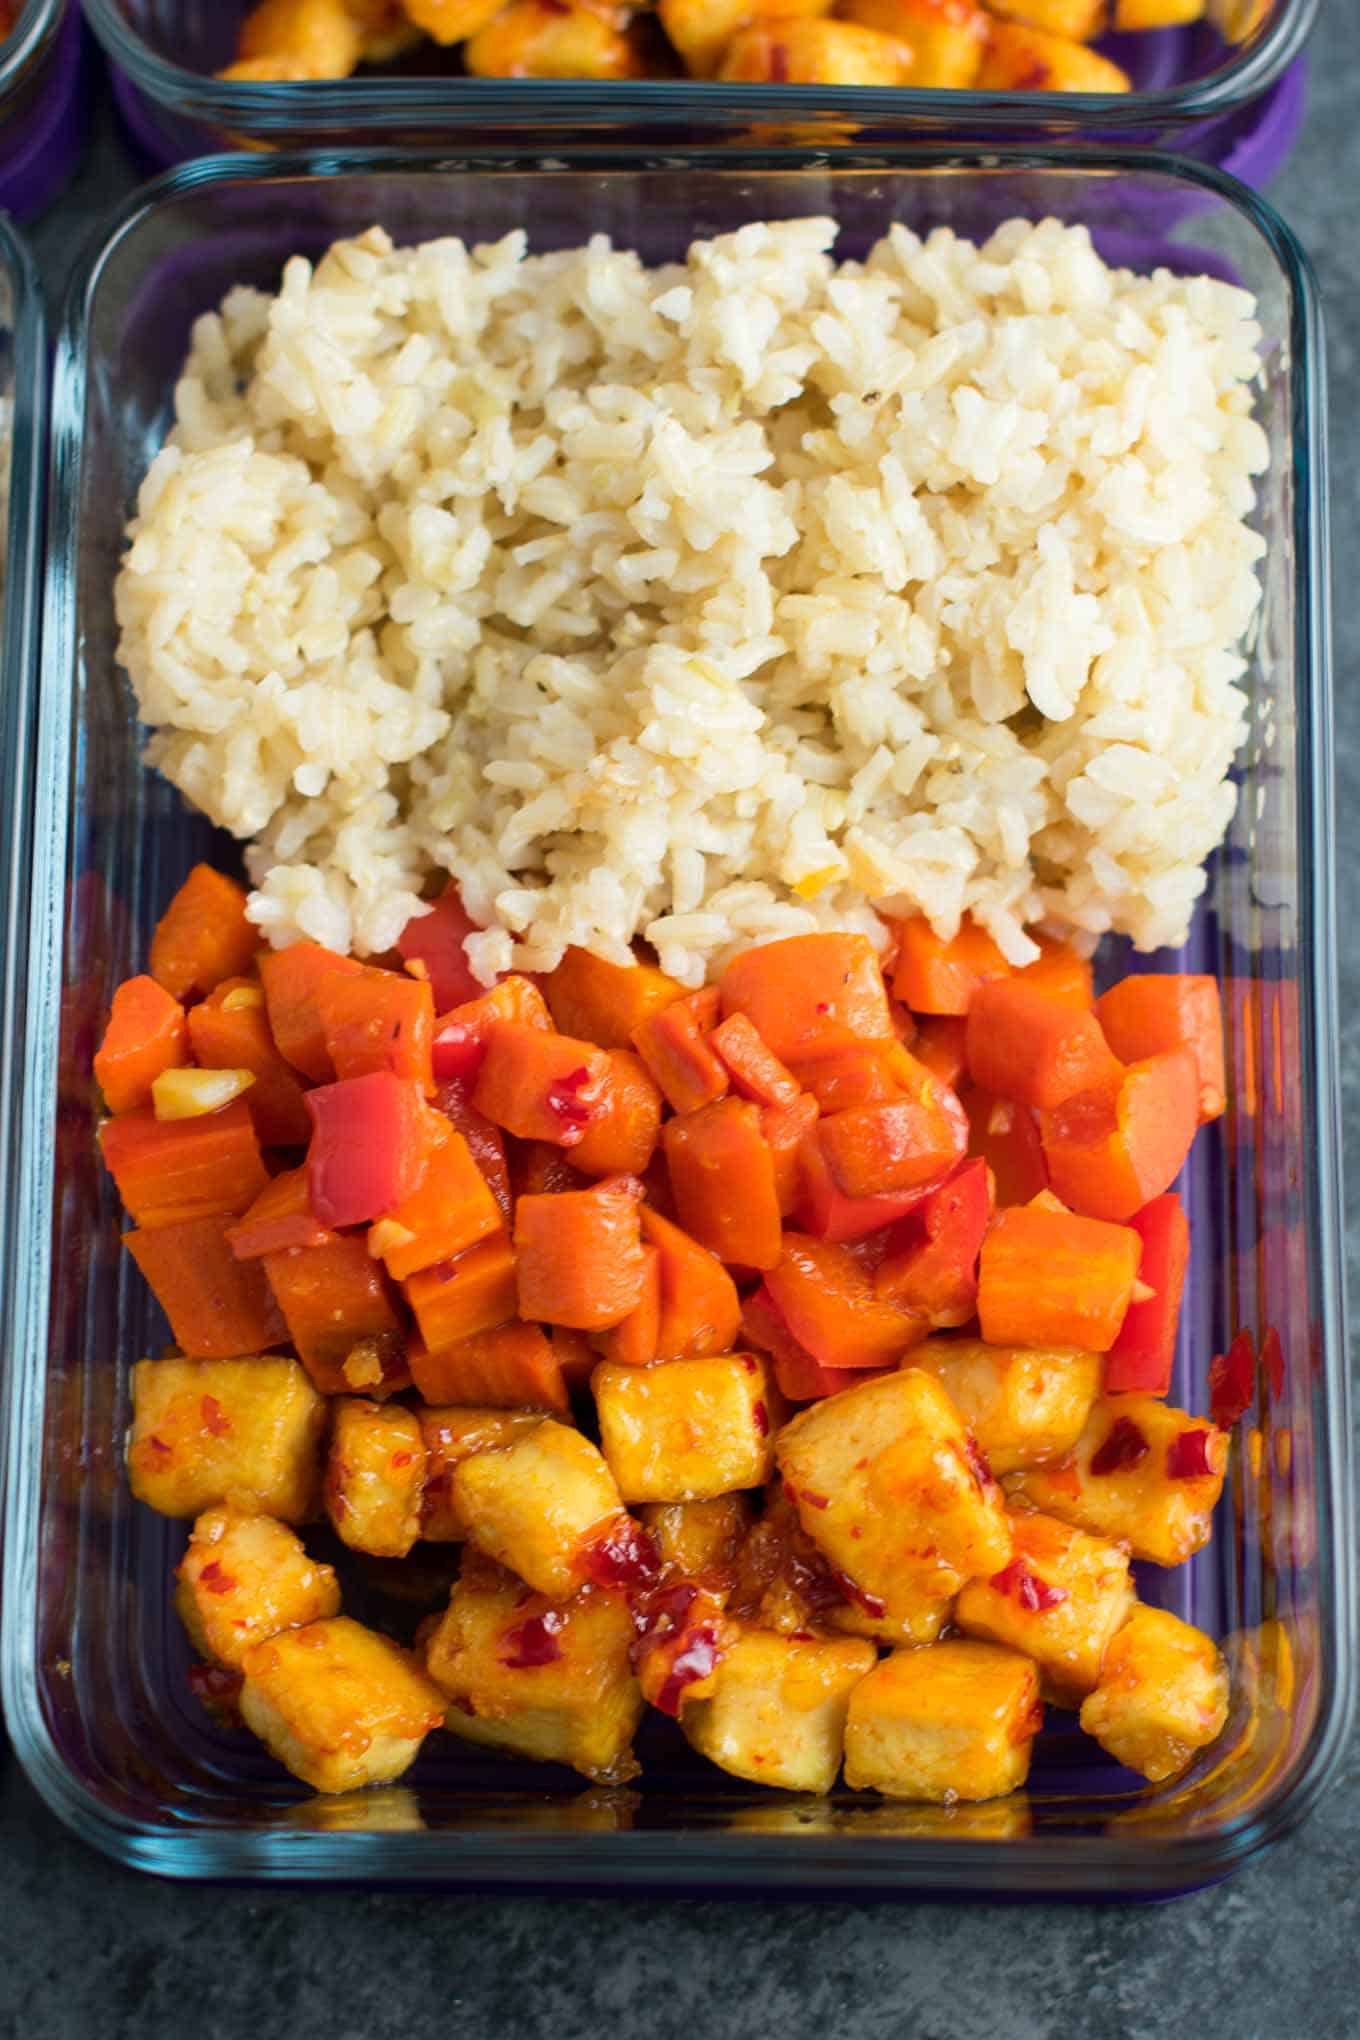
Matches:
[966,979,1123,1111]
[471,1021,612,1148]
[227,1167,335,1260]
[793,1125,941,1243]
[1105,1193,1190,1397]
[370,1126,504,1281]
[911,1016,968,1090]
[963,1086,1050,1207]
[514,1178,647,1331]
[125,1215,288,1360]
[404,1235,518,1351]
[263,1232,405,1393]
[720,933,893,1063]
[149,865,260,1004]
[1040,1050,1200,1225]
[1095,974,1226,1123]
[407,1321,568,1416]
[889,914,1011,1016]
[509,1140,588,1199]
[315,969,435,1094]
[873,1157,992,1327]
[544,946,685,1050]
[431,975,552,1085]
[640,1207,742,1362]
[707,1013,800,1107]
[817,1053,968,1199]
[977,1204,1141,1353]
[434,1077,512,1220]
[789,1042,919,1114]
[761,1092,820,1215]
[631,988,729,1116]
[766,1233,924,1371]
[100,1099,268,1229]
[94,975,187,1115]
[394,883,484,1012]
[551,1325,599,1394]
[305,1073,432,1229]
[186,977,312,1146]
[593,1243,662,1368]
[259,942,366,1083]
[742,1287,887,1403]
[570,1050,663,1177]
[663,1096,783,1271]
[1017,934,1093,1008]
[888,1000,918,1047]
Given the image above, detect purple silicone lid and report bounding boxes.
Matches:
[0,4,86,222]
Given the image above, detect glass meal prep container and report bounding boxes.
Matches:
[83,0,1315,171]
[1,146,1347,1895]
[0,0,86,219]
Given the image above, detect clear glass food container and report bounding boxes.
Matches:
[0,1,86,219]
[83,0,1315,171]
[2,148,1347,1894]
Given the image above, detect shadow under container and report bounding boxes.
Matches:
[83,0,1315,174]
[2,147,1349,1894]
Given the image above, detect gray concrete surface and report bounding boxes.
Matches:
[3,7,1359,2034]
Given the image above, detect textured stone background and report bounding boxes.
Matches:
[3,9,1358,2033]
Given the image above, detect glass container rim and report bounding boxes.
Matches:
[0,0,65,97]
[4,141,1350,1891]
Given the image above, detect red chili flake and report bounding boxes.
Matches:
[197,1560,236,1597]
[961,1434,993,1493]
[654,1626,721,1718]
[1089,1415,1149,1477]
[431,1020,479,1083]
[799,1487,830,1510]
[741,1355,758,1374]
[545,1067,594,1140]
[582,1517,661,1594]
[831,1567,886,1620]
[1262,1326,1285,1399]
[989,1559,1069,1614]
[634,1582,700,1652]
[500,1608,566,1669]
[752,1400,769,1437]
[1166,1429,1215,1481]
[1210,1329,1256,1429]
[451,1694,476,1717]
[815,1002,831,1015]
[789,1629,817,1642]
[187,1662,243,1720]
[199,1396,232,1438]
[391,1451,414,1469]
[143,1434,172,1462]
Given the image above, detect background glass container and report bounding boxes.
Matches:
[0,1,86,219]
[2,147,1347,1894]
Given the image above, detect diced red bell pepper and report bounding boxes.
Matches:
[394,883,486,1012]
[431,975,551,1086]
[793,1123,942,1242]
[1105,1193,1190,1396]
[873,1157,992,1328]
[741,1283,885,1402]
[305,1072,431,1229]
[435,1076,512,1220]
[1209,1328,1257,1429]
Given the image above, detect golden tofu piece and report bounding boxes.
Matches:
[1113,0,1205,25]
[718,17,915,82]
[593,1354,778,1504]
[682,1623,876,1794]
[986,0,1105,38]
[908,1337,1100,1477]
[402,0,503,43]
[1007,1395,1228,1566]
[324,1399,426,1559]
[1207,0,1269,41]
[464,1,642,79]
[844,1640,1042,1802]
[127,1355,326,1523]
[977,20,1132,88]
[175,1506,340,1670]
[232,0,362,76]
[239,1616,444,1794]
[840,0,987,86]
[417,1406,545,1542]
[954,1510,1134,1703]
[1079,1607,1229,1783]
[351,0,424,61]
[659,0,833,79]
[452,1419,624,1596]
[776,1369,1012,1616]
[639,1495,753,1583]
[732,1490,952,1647]
[425,1555,643,1783]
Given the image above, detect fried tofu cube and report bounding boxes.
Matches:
[593,1354,779,1504]
[986,0,1105,37]
[1006,1395,1228,1565]
[231,0,362,77]
[452,1419,624,1596]
[417,1406,545,1541]
[464,1,642,80]
[1079,1607,1229,1782]
[977,21,1132,89]
[954,1510,1134,1702]
[324,1399,427,1558]
[1207,0,1269,41]
[239,1616,445,1794]
[776,1369,1012,1615]
[682,1623,876,1794]
[425,1555,643,1782]
[639,1495,754,1584]
[844,1640,1042,1802]
[909,1336,1100,1476]
[718,17,915,82]
[175,1506,340,1669]
[127,1355,326,1522]
[402,0,503,44]
[840,0,988,86]
[660,0,832,79]
[731,1488,952,1647]
[1113,0,1205,26]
